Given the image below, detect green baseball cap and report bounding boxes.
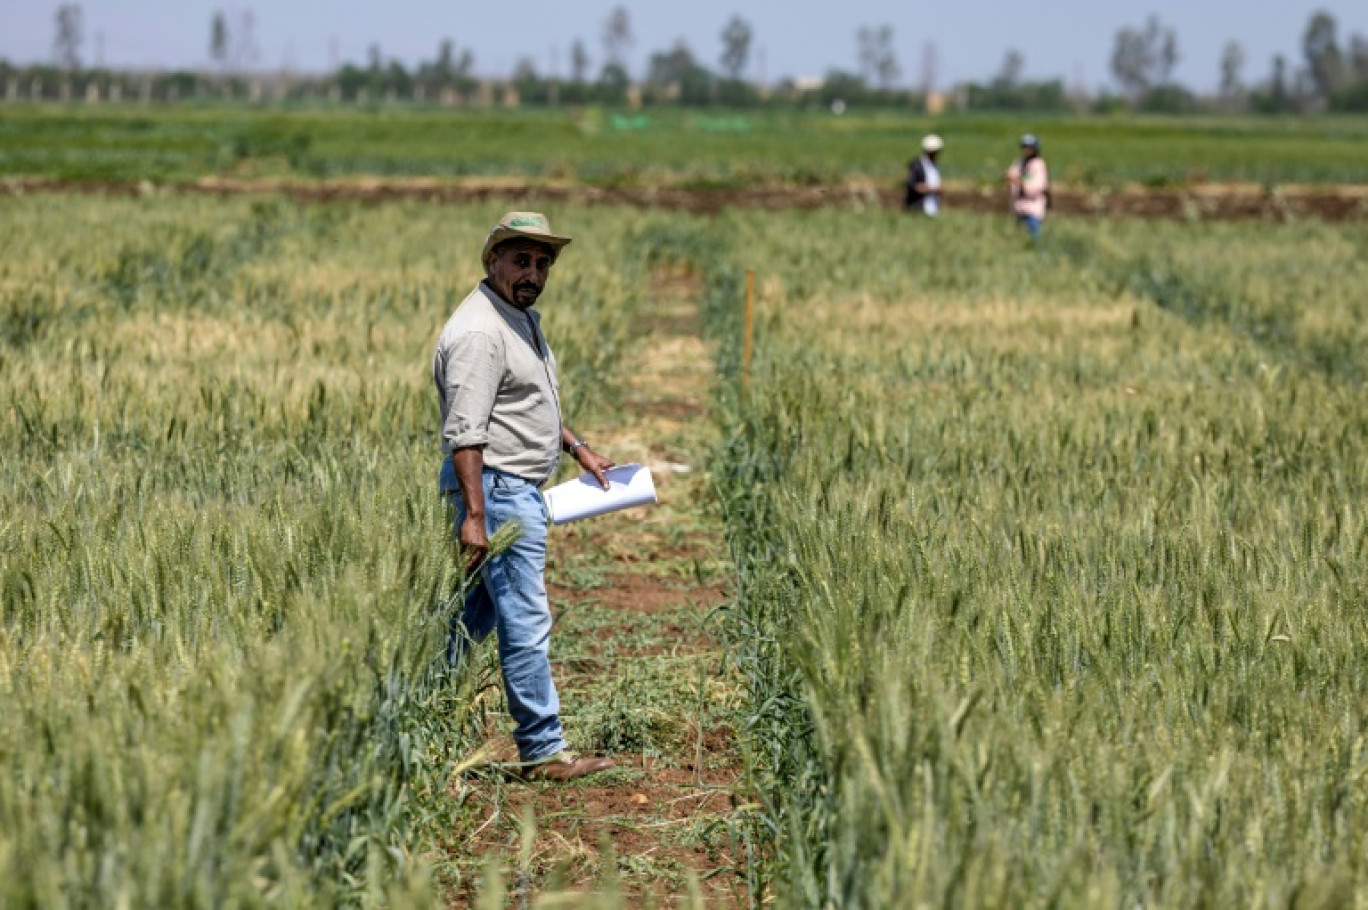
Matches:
[481,211,573,264]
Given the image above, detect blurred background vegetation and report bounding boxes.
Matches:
[3,105,1367,187]
[10,5,1368,113]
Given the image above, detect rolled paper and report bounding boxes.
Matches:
[543,463,658,525]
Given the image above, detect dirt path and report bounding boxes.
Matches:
[6,175,1366,222]
[445,269,749,908]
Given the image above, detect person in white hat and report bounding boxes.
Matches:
[433,211,618,782]
[905,134,944,216]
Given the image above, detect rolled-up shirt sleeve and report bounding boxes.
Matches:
[441,330,503,450]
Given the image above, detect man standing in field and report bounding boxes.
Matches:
[905,134,944,216]
[1005,133,1050,239]
[434,211,617,782]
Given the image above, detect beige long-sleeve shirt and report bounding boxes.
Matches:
[433,282,562,486]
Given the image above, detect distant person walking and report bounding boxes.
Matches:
[1005,134,1049,239]
[905,134,944,216]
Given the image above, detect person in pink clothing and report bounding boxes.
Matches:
[1005,133,1049,240]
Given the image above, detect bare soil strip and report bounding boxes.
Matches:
[446,269,748,908]
[6,175,1366,221]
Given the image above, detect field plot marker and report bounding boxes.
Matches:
[743,268,755,387]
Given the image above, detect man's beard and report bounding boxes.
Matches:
[513,281,542,304]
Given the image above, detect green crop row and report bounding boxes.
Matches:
[0,196,652,905]
[3,105,1368,186]
[682,212,1368,906]
[5,188,1367,906]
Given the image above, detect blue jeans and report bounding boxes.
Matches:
[441,461,567,762]
[1018,214,1043,240]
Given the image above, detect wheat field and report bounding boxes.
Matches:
[3,191,1366,907]
[694,210,1368,907]
[0,195,658,905]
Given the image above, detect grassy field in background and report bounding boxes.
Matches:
[3,103,1368,187]
[676,210,1368,905]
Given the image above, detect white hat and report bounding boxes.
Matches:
[922,134,944,153]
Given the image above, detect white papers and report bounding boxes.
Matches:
[543,463,658,525]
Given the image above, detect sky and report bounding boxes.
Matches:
[1,1,1365,93]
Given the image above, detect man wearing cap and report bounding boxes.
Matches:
[905,134,944,216]
[433,211,617,782]
[1005,134,1050,239]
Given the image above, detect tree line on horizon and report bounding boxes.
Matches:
[6,3,1368,114]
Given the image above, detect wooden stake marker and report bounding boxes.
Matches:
[743,268,755,387]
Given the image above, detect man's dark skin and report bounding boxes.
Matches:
[453,237,614,572]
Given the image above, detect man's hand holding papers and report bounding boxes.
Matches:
[543,463,659,524]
